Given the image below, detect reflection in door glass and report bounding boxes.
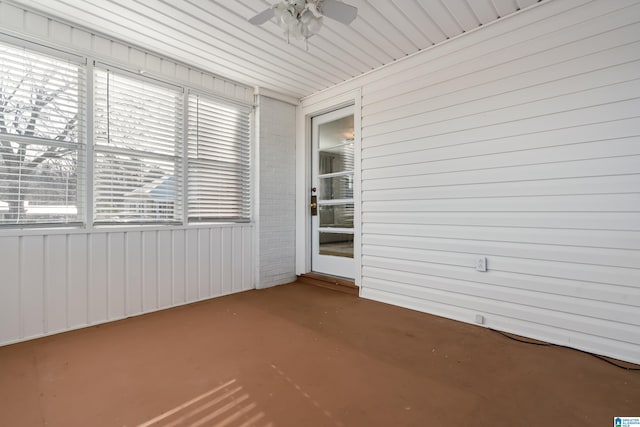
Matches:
[319,232,354,258]
[315,111,355,264]
[318,115,354,175]
[320,204,354,228]
[319,143,354,175]
[319,175,353,200]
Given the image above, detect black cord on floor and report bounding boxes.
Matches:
[491,329,552,346]
[490,328,640,371]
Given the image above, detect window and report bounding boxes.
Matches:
[0,39,253,228]
[187,94,251,222]
[93,68,183,224]
[0,43,84,225]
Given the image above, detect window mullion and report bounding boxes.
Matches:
[182,90,189,226]
[86,59,95,229]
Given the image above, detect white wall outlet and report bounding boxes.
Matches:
[475,256,487,272]
[475,314,485,325]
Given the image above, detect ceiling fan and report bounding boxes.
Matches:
[249,0,358,42]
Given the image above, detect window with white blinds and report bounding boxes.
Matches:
[187,94,251,222]
[93,68,183,224]
[0,42,84,225]
[0,38,253,228]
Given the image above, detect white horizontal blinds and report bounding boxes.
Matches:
[94,68,183,223]
[187,94,251,222]
[0,41,84,225]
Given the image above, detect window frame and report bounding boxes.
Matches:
[0,38,86,228]
[92,64,184,225]
[186,90,253,224]
[0,36,254,231]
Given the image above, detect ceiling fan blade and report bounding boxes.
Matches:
[321,0,358,25]
[248,7,275,25]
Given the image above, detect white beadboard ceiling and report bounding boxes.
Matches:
[9,0,542,99]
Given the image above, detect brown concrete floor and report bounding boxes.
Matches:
[0,282,638,427]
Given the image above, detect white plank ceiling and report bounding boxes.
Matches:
[9,0,543,99]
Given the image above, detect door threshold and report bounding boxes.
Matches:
[297,273,358,296]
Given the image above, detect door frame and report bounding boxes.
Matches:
[295,89,362,286]
[311,105,355,279]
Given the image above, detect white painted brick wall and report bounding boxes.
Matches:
[257,96,297,288]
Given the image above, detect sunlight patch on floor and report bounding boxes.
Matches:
[270,364,343,427]
[136,379,272,427]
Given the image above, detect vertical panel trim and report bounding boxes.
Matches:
[43,235,48,333]
[155,230,160,308]
[18,236,23,338]
[183,229,187,302]
[209,228,214,296]
[85,234,90,325]
[123,232,128,316]
[141,232,146,312]
[196,230,201,299]
[171,231,175,305]
[231,227,236,292]
[106,233,110,319]
[65,234,69,329]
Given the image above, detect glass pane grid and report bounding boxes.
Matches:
[314,112,355,260]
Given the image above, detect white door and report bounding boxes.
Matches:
[311,106,355,279]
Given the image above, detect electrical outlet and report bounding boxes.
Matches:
[475,314,485,325]
[475,256,487,272]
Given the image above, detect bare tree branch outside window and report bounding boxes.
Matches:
[0,44,82,225]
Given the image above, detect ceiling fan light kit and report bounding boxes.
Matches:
[274,0,323,42]
[249,0,357,49]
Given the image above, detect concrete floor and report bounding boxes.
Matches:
[0,282,638,427]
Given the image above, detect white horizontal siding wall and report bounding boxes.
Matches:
[0,1,253,104]
[0,225,253,344]
[302,0,640,364]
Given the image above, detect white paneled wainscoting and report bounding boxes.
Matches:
[0,225,253,345]
[300,0,640,364]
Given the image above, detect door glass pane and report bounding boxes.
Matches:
[319,232,354,258]
[319,204,354,228]
[318,115,354,175]
[319,144,354,174]
[319,175,353,201]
